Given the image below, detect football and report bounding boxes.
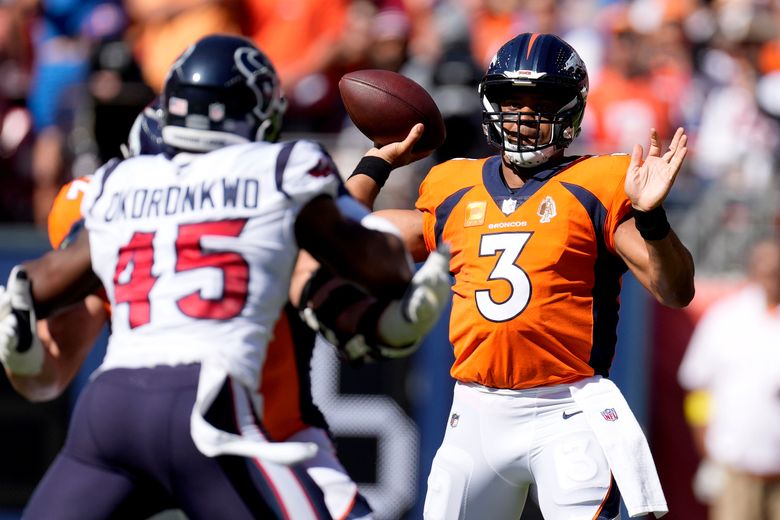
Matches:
[339,69,446,153]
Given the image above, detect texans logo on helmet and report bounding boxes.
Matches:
[236,47,277,118]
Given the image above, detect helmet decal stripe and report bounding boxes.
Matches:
[526,33,540,60]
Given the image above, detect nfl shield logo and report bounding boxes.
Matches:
[501,198,517,215]
[601,408,619,421]
[450,413,460,428]
[208,102,226,122]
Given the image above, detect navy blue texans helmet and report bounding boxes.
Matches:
[125,98,164,157]
[478,33,588,168]
[160,34,287,152]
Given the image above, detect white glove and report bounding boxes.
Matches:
[377,243,452,356]
[0,266,44,375]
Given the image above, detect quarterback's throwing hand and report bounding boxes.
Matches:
[625,127,688,212]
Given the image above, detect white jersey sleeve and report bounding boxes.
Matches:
[274,139,343,206]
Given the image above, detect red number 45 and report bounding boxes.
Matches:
[113,219,249,328]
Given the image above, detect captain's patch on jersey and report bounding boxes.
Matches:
[464,201,486,227]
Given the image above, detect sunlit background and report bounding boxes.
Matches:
[1,0,779,518]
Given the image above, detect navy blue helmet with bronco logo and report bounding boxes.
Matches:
[478,33,588,168]
[161,34,287,153]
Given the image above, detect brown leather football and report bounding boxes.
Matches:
[339,69,446,153]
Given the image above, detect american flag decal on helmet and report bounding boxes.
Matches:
[601,408,618,421]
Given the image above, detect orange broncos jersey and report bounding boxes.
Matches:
[48,178,325,440]
[416,154,633,390]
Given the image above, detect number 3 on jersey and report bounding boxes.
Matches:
[475,232,532,322]
[113,219,249,328]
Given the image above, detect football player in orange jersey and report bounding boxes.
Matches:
[347,33,695,519]
[1,91,444,519]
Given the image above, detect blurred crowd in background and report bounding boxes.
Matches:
[1,0,780,273]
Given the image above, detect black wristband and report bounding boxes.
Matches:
[634,206,671,241]
[348,156,392,188]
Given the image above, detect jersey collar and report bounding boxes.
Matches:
[482,155,586,215]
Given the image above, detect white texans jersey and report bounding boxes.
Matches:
[81,140,344,388]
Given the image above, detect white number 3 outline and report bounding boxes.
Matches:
[475,232,533,322]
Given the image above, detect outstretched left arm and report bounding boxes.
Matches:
[615,127,695,308]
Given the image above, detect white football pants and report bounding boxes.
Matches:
[424,380,621,520]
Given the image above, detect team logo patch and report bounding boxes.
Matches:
[601,408,619,421]
[449,413,460,428]
[537,195,557,223]
[464,201,486,227]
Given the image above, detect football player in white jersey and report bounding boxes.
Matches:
[0,34,450,520]
[6,99,434,520]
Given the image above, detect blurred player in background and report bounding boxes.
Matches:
[347,32,695,519]
[678,237,780,520]
[0,34,450,520]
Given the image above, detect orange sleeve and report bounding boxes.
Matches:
[600,155,633,254]
[416,171,439,254]
[47,177,92,249]
[48,176,112,314]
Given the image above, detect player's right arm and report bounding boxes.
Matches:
[1,175,106,400]
[295,194,413,298]
[0,249,103,401]
[24,229,100,317]
[372,209,427,262]
[290,244,449,364]
[345,125,430,262]
[8,296,108,402]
